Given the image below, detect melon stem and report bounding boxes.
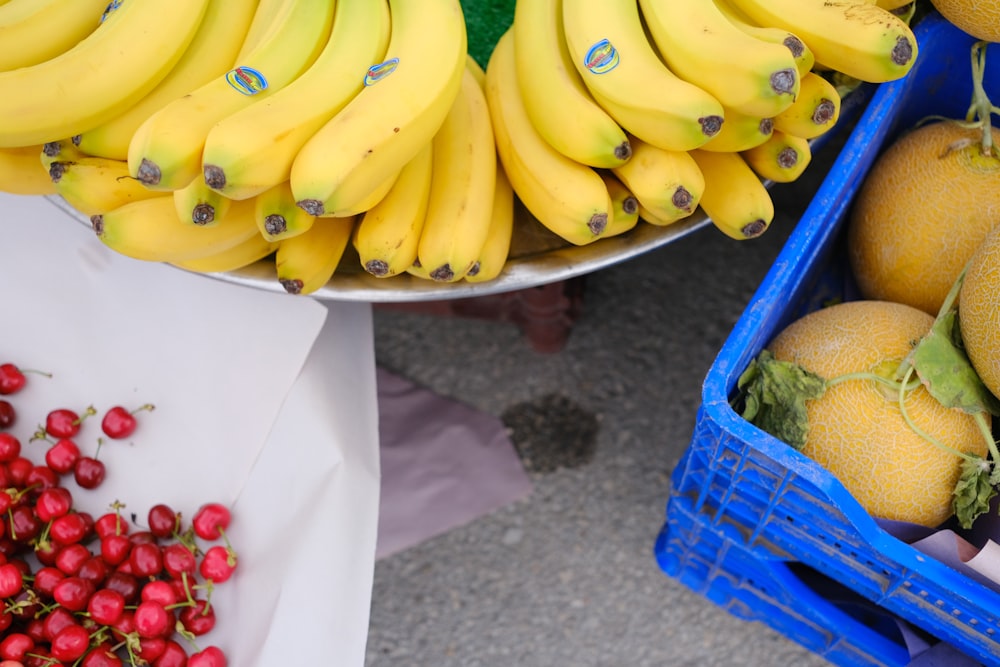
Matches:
[966,41,999,157]
[894,364,980,462]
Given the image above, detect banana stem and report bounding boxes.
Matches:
[967,41,999,157]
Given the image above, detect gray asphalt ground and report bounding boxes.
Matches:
[364,132,845,667]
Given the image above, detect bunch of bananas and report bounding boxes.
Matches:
[0,0,918,295]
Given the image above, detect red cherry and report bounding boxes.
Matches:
[24,464,58,491]
[101,403,153,440]
[0,562,23,596]
[94,509,129,538]
[134,600,170,638]
[52,576,95,612]
[0,400,15,429]
[50,623,91,662]
[192,502,231,541]
[45,406,95,439]
[147,503,180,538]
[100,534,132,566]
[6,455,32,486]
[81,644,124,667]
[129,542,163,578]
[152,640,188,667]
[0,364,26,395]
[0,632,33,661]
[135,637,167,663]
[50,512,89,545]
[31,566,65,598]
[102,571,140,604]
[188,646,227,667]
[162,542,197,579]
[34,486,73,522]
[77,555,110,586]
[74,456,106,489]
[41,606,77,641]
[54,542,91,575]
[179,598,216,636]
[8,505,41,543]
[199,545,237,583]
[140,580,177,607]
[45,438,81,474]
[87,588,126,626]
[0,433,21,462]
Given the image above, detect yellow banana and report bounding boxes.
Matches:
[290,0,467,218]
[40,139,86,168]
[0,145,55,195]
[699,107,774,153]
[0,0,107,72]
[171,234,278,274]
[464,161,515,283]
[466,54,486,88]
[416,67,497,282]
[638,0,798,118]
[561,0,724,152]
[772,71,841,139]
[597,171,640,239]
[713,0,814,78]
[202,0,392,201]
[173,176,233,226]
[47,155,160,216]
[76,0,261,161]
[235,0,291,61]
[689,149,774,240]
[740,129,813,184]
[254,181,316,242]
[726,0,918,83]
[875,0,914,10]
[352,142,434,278]
[611,135,704,226]
[486,29,613,246]
[512,0,631,168]
[274,216,356,295]
[91,196,261,263]
[0,0,209,148]
[405,259,433,281]
[128,0,335,191]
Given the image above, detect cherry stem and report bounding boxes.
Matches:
[132,403,155,415]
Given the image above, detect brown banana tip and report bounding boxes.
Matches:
[770,68,798,95]
[741,219,768,238]
[296,199,325,216]
[279,278,304,295]
[672,186,693,212]
[759,118,774,135]
[203,164,226,190]
[90,215,104,235]
[136,158,161,186]
[48,161,70,183]
[700,115,724,137]
[622,196,639,216]
[812,100,836,125]
[191,203,215,225]
[466,261,481,277]
[364,259,390,277]
[615,141,632,161]
[782,36,805,59]
[777,148,799,169]
[892,36,915,66]
[264,214,287,235]
[429,264,455,281]
[42,141,63,157]
[588,212,608,236]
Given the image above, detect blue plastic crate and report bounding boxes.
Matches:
[656,11,1000,667]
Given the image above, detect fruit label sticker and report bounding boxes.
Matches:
[226,67,269,96]
[364,58,400,86]
[584,39,620,74]
[100,0,123,22]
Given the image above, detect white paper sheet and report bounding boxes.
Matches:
[1,192,382,665]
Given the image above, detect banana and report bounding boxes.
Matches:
[611,134,704,226]
[0,145,55,195]
[171,233,278,274]
[875,0,914,10]
[201,0,392,201]
[512,0,631,168]
[173,175,233,226]
[40,139,86,169]
[560,0,724,152]
[713,0,815,78]
[741,129,813,184]
[274,216,356,295]
[597,171,640,239]
[638,0,799,118]
[772,71,841,139]
[464,160,515,283]
[254,181,316,242]
[91,195,261,263]
[699,107,774,153]
[352,142,434,278]
[689,149,774,240]
[725,0,918,83]
[128,0,335,191]
[0,0,108,72]
[75,0,261,161]
[47,155,160,216]
[466,54,486,88]
[290,0,467,218]
[416,66,497,282]
[0,0,209,148]
[486,29,613,246]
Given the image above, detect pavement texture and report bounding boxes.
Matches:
[364,133,847,667]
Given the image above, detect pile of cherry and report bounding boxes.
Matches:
[0,362,233,667]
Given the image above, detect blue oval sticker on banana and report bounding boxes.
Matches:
[584,39,619,74]
[364,58,399,86]
[225,67,268,96]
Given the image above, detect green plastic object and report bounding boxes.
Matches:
[461,0,515,69]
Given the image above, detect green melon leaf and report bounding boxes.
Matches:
[953,455,997,530]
